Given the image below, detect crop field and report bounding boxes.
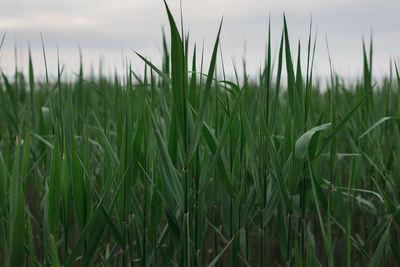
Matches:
[1,2,400,266]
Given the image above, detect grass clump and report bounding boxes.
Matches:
[1,2,400,266]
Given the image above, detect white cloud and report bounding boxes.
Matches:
[0,16,96,31]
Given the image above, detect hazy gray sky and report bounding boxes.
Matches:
[1,0,399,80]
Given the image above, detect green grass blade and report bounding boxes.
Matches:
[187,19,223,163]
[50,234,61,267]
[48,139,61,239]
[368,221,390,267]
[147,102,184,209]
[358,117,396,139]
[9,189,25,267]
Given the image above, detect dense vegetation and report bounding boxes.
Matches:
[1,2,400,266]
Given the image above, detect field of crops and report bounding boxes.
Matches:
[1,2,400,266]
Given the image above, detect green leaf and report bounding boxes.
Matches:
[359,117,396,139]
[295,123,331,159]
[10,189,25,267]
[207,238,233,267]
[66,169,123,267]
[26,207,36,267]
[50,234,61,267]
[147,103,184,209]
[164,0,186,139]
[315,87,372,159]
[48,139,61,239]
[187,19,223,163]
[201,122,233,195]
[134,51,171,84]
[369,221,390,267]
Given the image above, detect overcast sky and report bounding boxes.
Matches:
[0,0,399,80]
